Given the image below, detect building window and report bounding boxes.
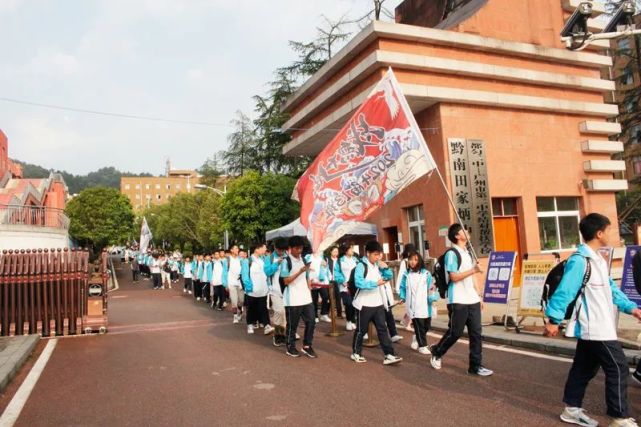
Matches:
[135,194,140,200]
[145,184,150,190]
[537,197,580,251]
[155,184,161,190]
[618,37,632,54]
[622,66,634,85]
[156,194,161,200]
[492,198,517,217]
[631,124,641,144]
[124,184,130,190]
[632,156,641,176]
[626,99,636,113]
[135,184,140,190]
[406,205,425,256]
[176,184,181,190]
[166,184,171,190]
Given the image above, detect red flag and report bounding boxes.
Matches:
[294,68,436,251]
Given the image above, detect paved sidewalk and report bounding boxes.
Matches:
[0,335,39,392]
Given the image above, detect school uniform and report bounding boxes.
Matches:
[280,255,315,349]
[131,256,140,282]
[305,253,330,319]
[222,256,244,317]
[339,255,358,324]
[150,258,162,289]
[193,259,204,299]
[327,257,345,317]
[431,244,484,370]
[160,258,171,288]
[182,260,195,293]
[241,255,271,327]
[265,253,286,327]
[351,258,396,357]
[399,268,439,348]
[211,259,225,309]
[546,244,638,419]
[201,261,213,302]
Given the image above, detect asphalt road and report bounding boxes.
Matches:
[3,266,641,426]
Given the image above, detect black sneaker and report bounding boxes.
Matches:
[632,370,641,386]
[286,347,300,358]
[301,346,317,358]
[273,336,286,347]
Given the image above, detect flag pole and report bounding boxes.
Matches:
[388,67,480,262]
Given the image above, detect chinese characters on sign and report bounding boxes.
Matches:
[447,139,494,256]
[621,246,641,305]
[518,260,556,317]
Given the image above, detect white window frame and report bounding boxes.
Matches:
[537,197,581,253]
[124,184,130,190]
[135,184,140,190]
[406,205,426,257]
[155,184,161,190]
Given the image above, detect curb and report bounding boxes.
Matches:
[0,335,40,392]
[427,322,641,366]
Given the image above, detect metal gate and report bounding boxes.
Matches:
[0,248,104,337]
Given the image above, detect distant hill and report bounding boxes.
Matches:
[12,160,154,195]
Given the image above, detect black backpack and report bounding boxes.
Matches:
[433,248,461,299]
[278,256,293,294]
[541,254,591,320]
[347,261,368,297]
[163,261,172,273]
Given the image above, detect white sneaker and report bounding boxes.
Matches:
[247,325,254,334]
[320,315,331,323]
[391,335,403,343]
[257,323,263,329]
[560,407,598,427]
[418,346,431,355]
[410,336,419,350]
[264,325,274,335]
[315,318,319,323]
[383,354,402,365]
[183,289,186,293]
[196,297,201,301]
[350,353,367,363]
[188,291,192,295]
[430,355,442,370]
[233,315,239,324]
[345,322,353,331]
[295,333,301,340]
[610,418,639,427]
[363,333,368,340]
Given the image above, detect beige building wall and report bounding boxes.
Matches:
[121,173,200,210]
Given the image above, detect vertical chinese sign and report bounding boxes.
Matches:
[447,138,494,256]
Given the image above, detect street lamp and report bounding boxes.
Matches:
[195,184,229,249]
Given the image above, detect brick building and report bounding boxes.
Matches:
[120,169,201,211]
[282,0,623,282]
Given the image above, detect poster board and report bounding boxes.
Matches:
[621,246,641,305]
[482,251,516,304]
[517,260,555,318]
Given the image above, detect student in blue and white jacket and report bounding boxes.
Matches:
[265,238,289,347]
[210,251,225,310]
[201,255,213,304]
[545,213,641,427]
[339,244,358,331]
[326,246,345,320]
[241,244,274,336]
[350,240,402,366]
[181,256,195,295]
[399,251,439,355]
[222,245,245,324]
[305,251,331,323]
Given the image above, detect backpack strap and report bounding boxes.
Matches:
[570,253,592,321]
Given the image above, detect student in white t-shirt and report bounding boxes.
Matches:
[222,245,244,324]
[280,236,316,359]
[430,223,492,377]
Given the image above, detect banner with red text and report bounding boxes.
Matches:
[294,68,436,251]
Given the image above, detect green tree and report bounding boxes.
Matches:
[198,152,225,188]
[222,111,258,176]
[219,171,299,244]
[65,187,135,252]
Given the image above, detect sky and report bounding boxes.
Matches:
[1,0,402,175]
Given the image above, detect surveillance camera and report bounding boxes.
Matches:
[561,2,594,50]
[561,1,594,38]
[603,1,636,33]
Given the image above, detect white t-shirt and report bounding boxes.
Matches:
[150,259,161,274]
[269,255,283,298]
[339,256,357,293]
[227,256,242,288]
[211,260,223,285]
[183,262,193,279]
[446,245,480,305]
[352,259,387,310]
[281,256,312,307]
[248,256,268,297]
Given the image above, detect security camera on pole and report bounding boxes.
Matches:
[561,1,639,51]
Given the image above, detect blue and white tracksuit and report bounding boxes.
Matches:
[545,244,638,418]
[399,268,439,348]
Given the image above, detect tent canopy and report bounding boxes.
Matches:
[266,218,377,241]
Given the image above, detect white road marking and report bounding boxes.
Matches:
[0,339,58,427]
[426,332,573,363]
